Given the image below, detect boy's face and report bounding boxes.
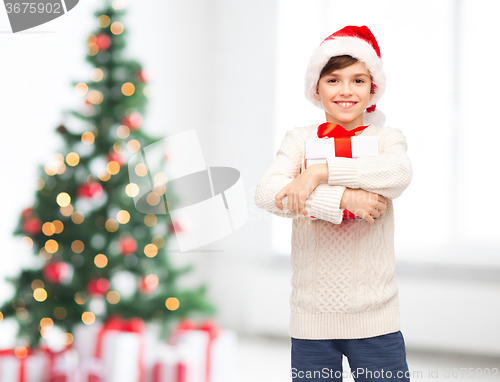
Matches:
[314,61,373,130]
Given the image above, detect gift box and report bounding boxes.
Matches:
[304,135,379,220]
[73,316,147,382]
[152,343,195,382]
[163,320,238,382]
[40,346,80,382]
[0,349,46,382]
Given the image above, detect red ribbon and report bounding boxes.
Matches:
[39,345,76,382]
[317,122,369,138]
[174,319,219,382]
[309,122,370,220]
[0,348,33,382]
[92,316,145,382]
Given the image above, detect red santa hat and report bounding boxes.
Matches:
[304,25,386,127]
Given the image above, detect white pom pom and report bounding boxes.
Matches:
[363,109,386,128]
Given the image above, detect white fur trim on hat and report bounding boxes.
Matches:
[304,36,386,112]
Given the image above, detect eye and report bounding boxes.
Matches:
[354,79,365,84]
[327,78,338,83]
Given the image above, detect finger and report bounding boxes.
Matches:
[275,192,285,210]
[287,193,296,214]
[376,201,387,212]
[378,194,386,204]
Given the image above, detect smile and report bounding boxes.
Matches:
[334,102,357,109]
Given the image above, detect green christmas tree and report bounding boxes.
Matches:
[0,0,215,347]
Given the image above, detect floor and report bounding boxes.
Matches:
[236,334,500,382]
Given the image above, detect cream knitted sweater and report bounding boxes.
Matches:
[254,122,413,340]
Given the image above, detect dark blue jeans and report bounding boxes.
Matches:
[291,331,410,381]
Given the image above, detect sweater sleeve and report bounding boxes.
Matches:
[326,126,413,200]
[254,128,346,224]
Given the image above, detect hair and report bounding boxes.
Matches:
[318,55,375,94]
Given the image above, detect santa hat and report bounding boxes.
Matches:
[304,25,386,127]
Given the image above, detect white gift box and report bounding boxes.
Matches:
[304,136,379,183]
[169,329,238,382]
[73,321,151,382]
[0,352,46,382]
[152,343,196,382]
[304,136,379,220]
[208,330,237,382]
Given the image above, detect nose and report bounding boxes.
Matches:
[339,82,353,96]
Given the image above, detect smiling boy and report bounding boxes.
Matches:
[255,25,413,381]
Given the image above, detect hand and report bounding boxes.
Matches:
[275,168,320,216]
[340,188,387,224]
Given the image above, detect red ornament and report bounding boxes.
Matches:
[121,112,142,131]
[43,261,70,284]
[22,216,42,236]
[120,237,137,256]
[86,278,110,296]
[107,151,124,167]
[21,207,34,218]
[138,275,158,294]
[136,69,147,83]
[95,34,111,50]
[77,182,103,198]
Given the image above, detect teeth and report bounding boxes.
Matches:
[338,102,355,107]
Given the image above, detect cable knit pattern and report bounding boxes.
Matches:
[254,123,413,339]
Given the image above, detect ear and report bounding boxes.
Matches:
[314,84,320,100]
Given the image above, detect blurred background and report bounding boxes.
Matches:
[0,0,499,381]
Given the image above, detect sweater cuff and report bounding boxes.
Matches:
[306,184,347,224]
[327,157,359,188]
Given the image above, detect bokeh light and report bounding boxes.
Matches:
[54,307,67,320]
[75,83,88,96]
[44,239,59,254]
[94,254,108,268]
[110,21,124,35]
[71,211,85,224]
[165,297,180,311]
[33,288,47,302]
[125,183,139,198]
[105,219,119,232]
[144,244,158,258]
[127,139,141,153]
[82,132,95,145]
[106,291,120,304]
[71,240,85,253]
[56,192,71,207]
[97,15,110,28]
[116,210,130,224]
[82,312,95,325]
[66,152,80,166]
[121,82,135,96]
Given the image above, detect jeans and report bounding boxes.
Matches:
[291,331,410,381]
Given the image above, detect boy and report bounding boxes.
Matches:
[254,25,413,381]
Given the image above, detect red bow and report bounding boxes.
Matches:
[317,122,370,138]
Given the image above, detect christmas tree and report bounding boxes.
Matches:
[0,0,215,348]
